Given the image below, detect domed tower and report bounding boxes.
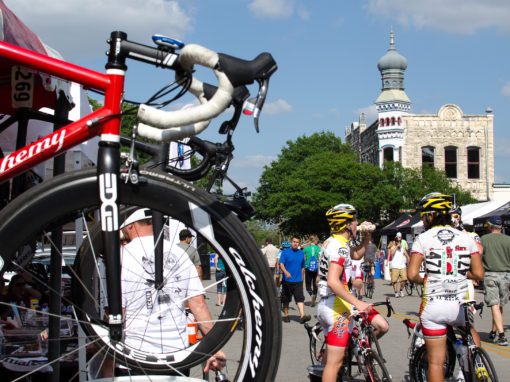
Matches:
[375,30,411,167]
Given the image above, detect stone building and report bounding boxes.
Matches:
[345,31,497,201]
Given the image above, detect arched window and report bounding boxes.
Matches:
[422,146,435,168]
[380,118,384,127]
[444,146,457,178]
[397,117,402,126]
[385,117,390,126]
[391,117,395,125]
[383,147,393,163]
[467,147,480,179]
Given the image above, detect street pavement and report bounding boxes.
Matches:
[274,278,510,381]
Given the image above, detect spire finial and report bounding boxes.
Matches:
[389,28,395,50]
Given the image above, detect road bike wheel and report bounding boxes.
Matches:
[411,341,456,382]
[361,349,391,382]
[367,326,385,362]
[0,168,281,381]
[308,323,325,366]
[366,276,375,299]
[404,281,414,296]
[417,284,423,297]
[469,346,499,382]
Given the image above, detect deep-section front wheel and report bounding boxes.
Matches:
[361,349,392,382]
[469,346,499,382]
[0,168,281,381]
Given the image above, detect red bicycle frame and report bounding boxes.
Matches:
[0,39,124,183]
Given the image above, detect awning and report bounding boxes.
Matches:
[381,213,421,236]
[472,202,510,231]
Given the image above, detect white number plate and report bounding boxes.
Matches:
[12,66,34,108]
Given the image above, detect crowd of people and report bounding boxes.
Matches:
[260,192,510,382]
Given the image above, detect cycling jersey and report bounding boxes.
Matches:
[350,259,364,281]
[317,235,351,298]
[317,234,379,347]
[411,225,478,336]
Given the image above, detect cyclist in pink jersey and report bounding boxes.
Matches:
[408,193,484,382]
[317,204,389,382]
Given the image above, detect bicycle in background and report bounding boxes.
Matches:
[362,261,375,299]
[407,301,498,382]
[306,298,394,382]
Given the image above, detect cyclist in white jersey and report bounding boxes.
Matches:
[408,193,484,382]
[317,204,389,382]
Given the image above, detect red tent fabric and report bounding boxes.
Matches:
[0,0,56,113]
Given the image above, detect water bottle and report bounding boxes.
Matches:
[215,370,230,382]
[357,224,376,232]
[454,339,468,371]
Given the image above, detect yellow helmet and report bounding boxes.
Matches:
[418,193,453,216]
[326,203,357,233]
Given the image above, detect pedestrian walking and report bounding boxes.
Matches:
[279,236,311,324]
[303,234,320,307]
[261,237,280,274]
[387,232,410,298]
[480,215,510,346]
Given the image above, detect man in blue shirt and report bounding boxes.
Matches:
[279,236,311,324]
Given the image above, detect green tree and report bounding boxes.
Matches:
[253,132,476,237]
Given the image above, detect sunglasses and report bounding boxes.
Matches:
[14,282,26,287]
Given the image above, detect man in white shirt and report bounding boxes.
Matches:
[120,209,225,374]
[261,237,279,275]
[388,232,410,297]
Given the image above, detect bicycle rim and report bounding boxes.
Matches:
[362,350,391,382]
[469,347,499,382]
[404,282,413,296]
[411,342,456,382]
[309,326,325,366]
[0,168,281,381]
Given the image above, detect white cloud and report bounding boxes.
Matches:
[367,0,510,35]
[263,99,293,115]
[4,0,193,60]
[248,0,295,19]
[501,81,510,97]
[354,105,378,123]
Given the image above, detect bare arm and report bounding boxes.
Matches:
[188,294,226,372]
[279,262,291,280]
[407,253,424,284]
[327,262,370,312]
[351,235,370,260]
[468,253,484,281]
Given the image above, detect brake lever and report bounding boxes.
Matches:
[243,78,269,133]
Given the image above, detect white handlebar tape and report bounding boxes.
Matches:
[137,44,234,136]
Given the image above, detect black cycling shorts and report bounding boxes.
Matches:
[281,280,305,303]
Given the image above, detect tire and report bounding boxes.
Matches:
[361,349,391,382]
[0,168,281,381]
[469,347,499,382]
[411,341,456,382]
[404,281,414,296]
[366,276,374,299]
[309,323,326,366]
[367,326,384,362]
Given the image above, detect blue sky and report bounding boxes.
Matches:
[6,0,510,194]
